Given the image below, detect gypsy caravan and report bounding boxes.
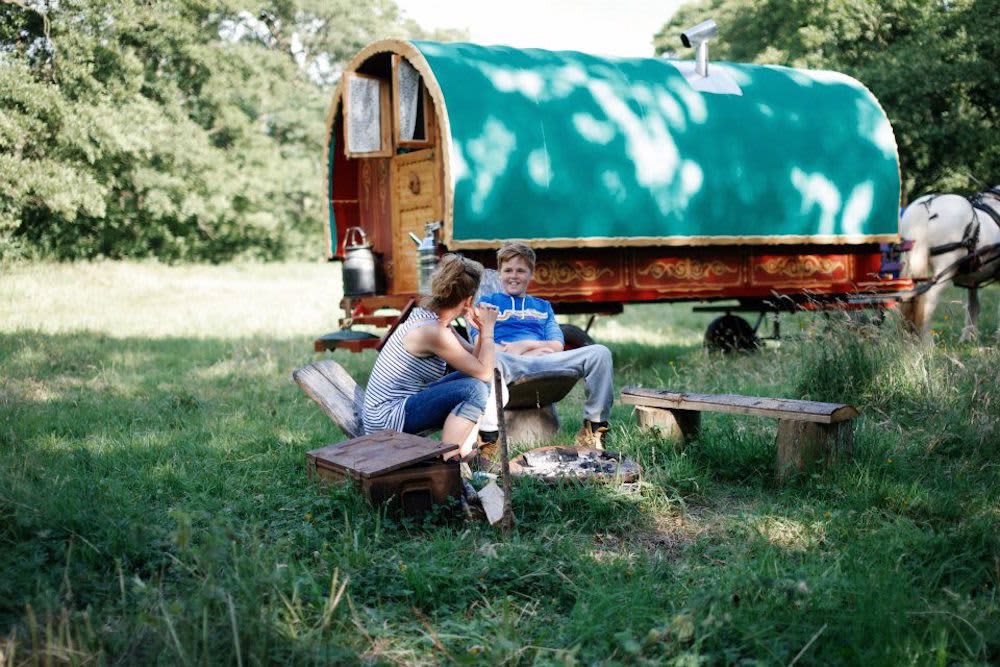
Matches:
[321,37,909,351]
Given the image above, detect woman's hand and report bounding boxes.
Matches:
[465,304,484,331]
[458,439,478,460]
[475,303,499,330]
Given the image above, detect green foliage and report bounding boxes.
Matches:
[1,262,999,662]
[0,0,464,261]
[655,0,1000,199]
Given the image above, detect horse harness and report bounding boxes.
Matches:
[919,191,1000,292]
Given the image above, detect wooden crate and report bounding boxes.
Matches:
[307,430,461,517]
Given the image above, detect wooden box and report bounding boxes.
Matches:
[306,430,461,517]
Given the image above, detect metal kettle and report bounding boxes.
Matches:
[342,227,377,297]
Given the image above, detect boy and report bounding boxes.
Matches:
[473,242,614,448]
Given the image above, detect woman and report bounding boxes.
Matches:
[362,254,498,459]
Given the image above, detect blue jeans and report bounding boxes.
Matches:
[402,372,489,434]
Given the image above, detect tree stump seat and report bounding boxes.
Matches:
[292,360,579,445]
[503,369,580,445]
[620,387,859,481]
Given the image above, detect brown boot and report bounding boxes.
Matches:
[574,420,609,450]
[476,430,499,462]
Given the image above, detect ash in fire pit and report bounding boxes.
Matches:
[509,446,640,483]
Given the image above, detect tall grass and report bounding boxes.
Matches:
[1,262,998,664]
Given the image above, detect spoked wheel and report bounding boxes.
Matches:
[704,314,760,353]
[560,323,594,349]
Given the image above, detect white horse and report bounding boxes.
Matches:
[900,187,1000,341]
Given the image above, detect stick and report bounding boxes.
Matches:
[494,368,515,532]
[788,623,826,666]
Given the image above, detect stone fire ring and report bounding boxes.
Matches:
[509,446,641,484]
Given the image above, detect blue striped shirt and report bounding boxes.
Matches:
[362,308,446,434]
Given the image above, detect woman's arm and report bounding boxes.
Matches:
[430,327,494,381]
[452,327,475,353]
[407,306,498,381]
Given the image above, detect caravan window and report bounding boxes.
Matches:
[394,57,433,148]
[345,72,391,157]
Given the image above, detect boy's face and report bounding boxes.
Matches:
[499,256,533,297]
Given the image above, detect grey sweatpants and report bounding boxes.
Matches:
[481,345,614,430]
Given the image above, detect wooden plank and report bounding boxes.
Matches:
[358,158,392,273]
[620,387,858,424]
[349,315,400,327]
[307,430,458,479]
[292,360,366,437]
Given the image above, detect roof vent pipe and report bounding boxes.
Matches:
[680,19,718,77]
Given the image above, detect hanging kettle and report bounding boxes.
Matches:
[342,227,377,297]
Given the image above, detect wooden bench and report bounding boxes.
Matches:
[293,360,578,445]
[620,387,859,481]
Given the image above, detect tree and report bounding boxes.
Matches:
[0,0,463,261]
[655,0,1000,199]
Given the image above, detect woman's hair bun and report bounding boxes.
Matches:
[425,254,483,310]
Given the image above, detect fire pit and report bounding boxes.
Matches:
[509,446,641,483]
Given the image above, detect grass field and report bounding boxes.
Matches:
[2,261,998,665]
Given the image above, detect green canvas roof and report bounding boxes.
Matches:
[410,40,900,247]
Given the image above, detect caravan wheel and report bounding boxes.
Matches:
[704,315,760,353]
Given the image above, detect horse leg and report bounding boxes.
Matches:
[960,287,980,342]
[914,283,948,340]
[899,298,919,335]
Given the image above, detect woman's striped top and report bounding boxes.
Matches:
[362,308,446,434]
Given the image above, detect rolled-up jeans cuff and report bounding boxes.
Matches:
[452,379,489,423]
[452,400,485,423]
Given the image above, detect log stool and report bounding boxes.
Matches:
[503,369,580,445]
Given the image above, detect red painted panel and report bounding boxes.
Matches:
[531,256,626,298]
[421,244,908,307]
[632,252,744,293]
[750,254,852,289]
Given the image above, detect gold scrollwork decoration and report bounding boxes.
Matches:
[756,256,845,279]
[533,262,614,285]
[637,259,737,281]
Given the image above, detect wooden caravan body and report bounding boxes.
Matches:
[322,39,911,350]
